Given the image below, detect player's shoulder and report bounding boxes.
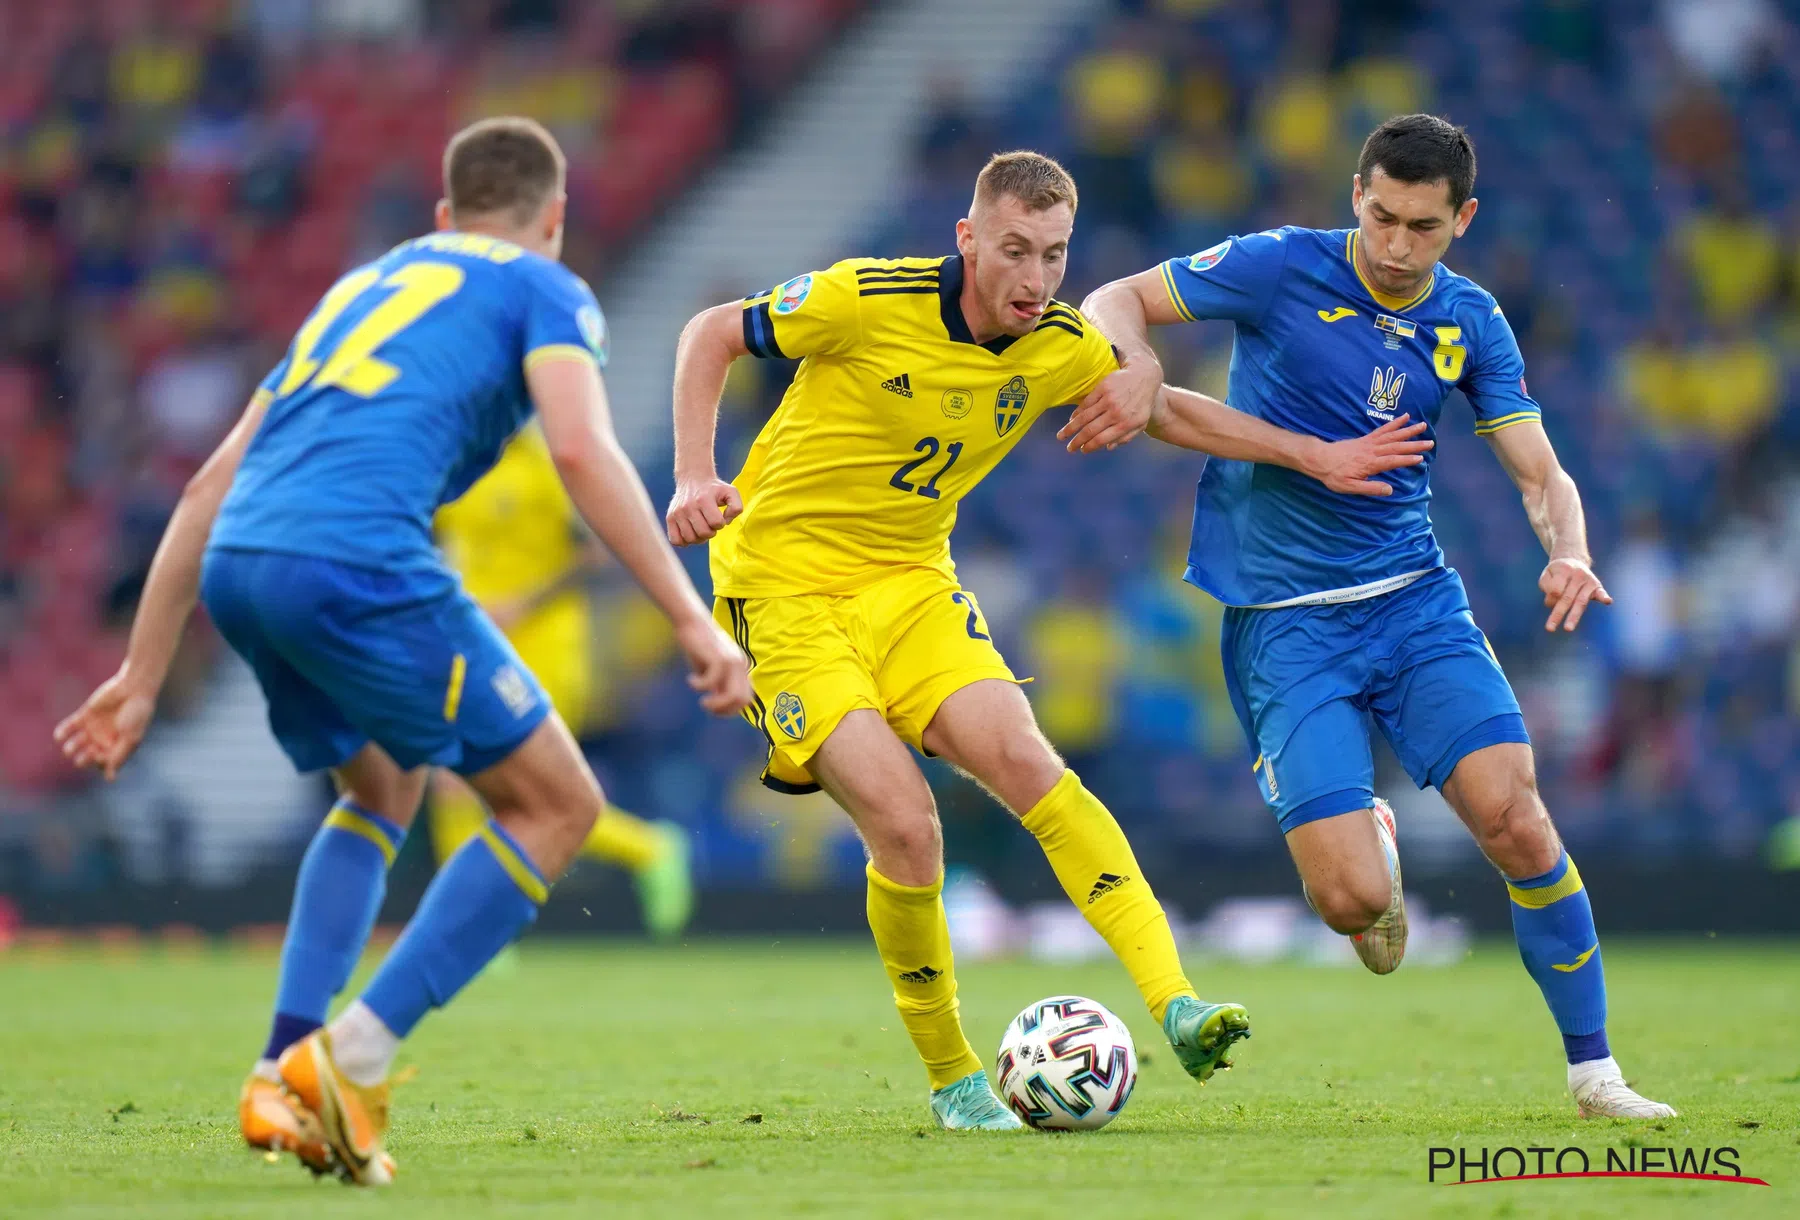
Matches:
[1174,225,1309,276]
[834,254,949,298]
[831,255,948,334]
[1034,299,1090,340]
[1429,261,1510,327]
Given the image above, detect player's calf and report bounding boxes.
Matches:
[1443,743,1674,1117]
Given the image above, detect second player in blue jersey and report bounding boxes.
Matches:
[1076,114,1673,1120]
[54,117,750,1181]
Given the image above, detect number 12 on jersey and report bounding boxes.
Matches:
[277,261,466,400]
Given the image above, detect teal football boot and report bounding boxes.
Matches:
[1163,996,1251,1084]
[929,1070,1023,1131]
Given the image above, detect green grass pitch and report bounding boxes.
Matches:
[1,938,1796,1218]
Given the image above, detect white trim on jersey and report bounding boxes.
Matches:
[1242,569,1433,611]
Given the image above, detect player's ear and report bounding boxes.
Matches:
[955,217,975,257]
[1453,196,1477,239]
[543,193,568,242]
[1350,173,1364,216]
[434,199,453,231]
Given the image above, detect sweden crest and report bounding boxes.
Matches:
[994,375,1029,437]
[773,691,806,740]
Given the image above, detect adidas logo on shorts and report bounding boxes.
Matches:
[1086,871,1130,903]
[897,965,941,983]
[880,372,914,398]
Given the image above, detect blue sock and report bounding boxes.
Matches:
[1506,850,1610,1064]
[358,820,546,1039]
[262,799,406,1062]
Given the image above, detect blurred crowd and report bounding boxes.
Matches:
[6,0,1800,897]
[0,0,854,834]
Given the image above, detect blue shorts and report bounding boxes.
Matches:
[200,548,551,775]
[1220,568,1530,834]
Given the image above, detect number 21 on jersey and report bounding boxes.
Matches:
[277,261,465,399]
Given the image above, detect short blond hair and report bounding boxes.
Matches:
[443,116,566,225]
[973,150,1078,214]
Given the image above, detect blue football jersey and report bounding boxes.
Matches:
[210,232,607,571]
[1160,226,1539,608]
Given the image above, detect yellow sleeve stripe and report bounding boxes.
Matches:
[250,388,273,408]
[1161,260,1197,322]
[523,344,597,374]
[1507,858,1583,908]
[1473,411,1541,436]
[323,805,398,868]
[478,824,550,904]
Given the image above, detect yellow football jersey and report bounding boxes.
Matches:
[437,426,597,724]
[711,255,1118,598]
[436,425,582,604]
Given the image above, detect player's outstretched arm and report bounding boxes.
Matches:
[1060,269,1187,452]
[529,356,750,716]
[55,391,272,779]
[1144,385,1433,497]
[1484,419,1610,633]
[666,302,749,546]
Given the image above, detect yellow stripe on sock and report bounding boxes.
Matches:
[443,653,466,722]
[1507,857,1584,909]
[323,805,397,868]
[478,824,549,904]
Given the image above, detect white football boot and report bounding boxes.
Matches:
[1570,1057,1678,1119]
[1349,797,1407,974]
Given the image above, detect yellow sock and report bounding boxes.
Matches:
[865,863,984,1090]
[429,787,488,866]
[1020,770,1197,1023]
[582,804,663,871]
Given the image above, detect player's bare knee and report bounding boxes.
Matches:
[1310,880,1388,934]
[865,810,942,882]
[1472,786,1558,877]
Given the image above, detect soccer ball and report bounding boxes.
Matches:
[995,995,1137,1131]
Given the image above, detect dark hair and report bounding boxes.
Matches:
[443,116,566,225]
[1357,114,1477,211]
[974,149,1079,214]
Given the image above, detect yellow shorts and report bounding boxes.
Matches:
[714,567,1018,794]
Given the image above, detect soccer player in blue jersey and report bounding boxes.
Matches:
[1072,114,1673,1119]
[54,117,752,1182]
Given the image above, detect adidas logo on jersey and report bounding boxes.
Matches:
[880,373,914,398]
[1086,872,1130,903]
[897,965,941,983]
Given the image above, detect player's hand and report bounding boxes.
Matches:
[675,615,752,716]
[1311,415,1435,496]
[53,668,158,782]
[1058,358,1162,453]
[1539,556,1611,633]
[666,476,744,547]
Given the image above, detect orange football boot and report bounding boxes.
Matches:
[239,1073,331,1172]
[277,1031,395,1186]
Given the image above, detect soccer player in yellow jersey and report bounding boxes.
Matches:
[433,426,694,936]
[666,152,1431,1128]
